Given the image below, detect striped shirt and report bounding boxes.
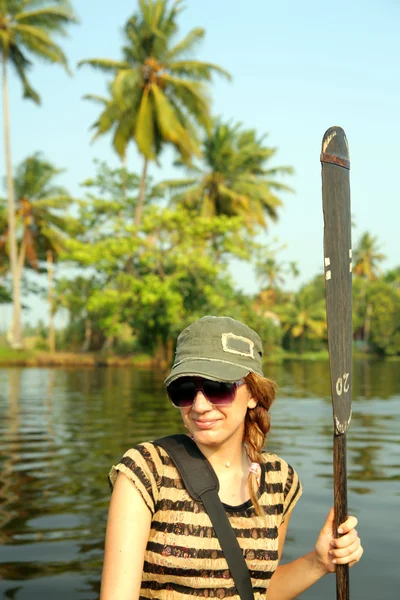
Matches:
[109,442,302,600]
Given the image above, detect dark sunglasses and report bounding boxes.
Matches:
[167,377,245,408]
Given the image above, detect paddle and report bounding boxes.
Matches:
[321,126,352,600]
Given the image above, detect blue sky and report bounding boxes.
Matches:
[2,0,399,326]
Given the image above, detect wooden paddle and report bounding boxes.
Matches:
[321,126,352,600]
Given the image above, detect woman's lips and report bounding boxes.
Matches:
[193,420,218,430]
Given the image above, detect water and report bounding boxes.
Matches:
[0,361,399,599]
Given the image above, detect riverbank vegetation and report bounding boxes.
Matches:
[1,1,399,366]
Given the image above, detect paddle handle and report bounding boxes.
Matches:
[333,432,349,600]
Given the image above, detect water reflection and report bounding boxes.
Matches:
[0,369,21,543]
[0,360,399,599]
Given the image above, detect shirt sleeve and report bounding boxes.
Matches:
[281,459,302,523]
[108,442,163,514]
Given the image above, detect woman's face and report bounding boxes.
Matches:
[179,379,257,449]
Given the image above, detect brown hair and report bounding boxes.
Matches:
[243,372,277,516]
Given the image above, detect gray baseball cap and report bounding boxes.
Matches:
[164,316,264,386]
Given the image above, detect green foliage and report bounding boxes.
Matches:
[275,276,327,352]
[352,276,368,333]
[79,159,163,234]
[162,120,294,230]
[366,281,400,355]
[0,283,12,303]
[384,266,400,289]
[54,188,400,359]
[60,203,259,353]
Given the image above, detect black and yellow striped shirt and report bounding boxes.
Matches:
[109,442,302,600]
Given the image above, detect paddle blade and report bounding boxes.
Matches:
[321,126,352,435]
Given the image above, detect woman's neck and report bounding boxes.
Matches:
[196,439,249,475]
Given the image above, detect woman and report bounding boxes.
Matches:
[101,316,363,600]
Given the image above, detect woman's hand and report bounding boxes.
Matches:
[314,506,363,574]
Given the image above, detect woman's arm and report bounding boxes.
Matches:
[266,507,363,600]
[100,472,152,600]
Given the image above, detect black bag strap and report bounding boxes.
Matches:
[154,434,254,600]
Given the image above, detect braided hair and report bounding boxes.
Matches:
[243,372,277,516]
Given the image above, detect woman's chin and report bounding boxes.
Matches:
[190,429,221,446]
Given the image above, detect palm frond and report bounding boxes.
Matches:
[167,96,202,150]
[77,58,129,73]
[113,118,134,159]
[135,87,156,160]
[166,27,205,60]
[9,45,41,103]
[159,177,198,191]
[82,93,108,106]
[170,186,203,208]
[162,74,210,130]
[111,67,141,107]
[172,158,202,175]
[262,178,295,193]
[169,59,231,81]
[31,195,73,210]
[20,0,72,9]
[92,100,123,136]
[151,84,192,156]
[14,7,78,33]
[262,165,294,177]
[15,23,69,68]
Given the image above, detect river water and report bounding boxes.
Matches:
[0,360,399,599]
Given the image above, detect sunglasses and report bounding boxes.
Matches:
[167,377,245,409]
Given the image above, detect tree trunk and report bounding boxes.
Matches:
[364,303,372,348]
[101,335,114,352]
[7,235,27,344]
[17,233,27,275]
[2,54,23,349]
[81,319,92,352]
[135,157,149,227]
[47,250,55,353]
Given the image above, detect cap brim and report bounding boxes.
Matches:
[164,358,251,386]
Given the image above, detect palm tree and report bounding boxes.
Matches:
[79,0,230,226]
[256,253,299,290]
[0,153,78,351]
[384,266,400,290]
[162,120,294,231]
[0,0,77,348]
[275,279,326,353]
[353,232,386,345]
[353,232,386,281]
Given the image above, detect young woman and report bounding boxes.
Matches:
[100,316,363,600]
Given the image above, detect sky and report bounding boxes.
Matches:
[1,0,400,327]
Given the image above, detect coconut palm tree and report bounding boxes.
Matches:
[256,253,299,290]
[275,278,326,352]
[0,153,78,351]
[353,232,386,281]
[0,0,77,348]
[79,0,230,226]
[384,266,400,290]
[162,120,294,231]
[353,232,386,345]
